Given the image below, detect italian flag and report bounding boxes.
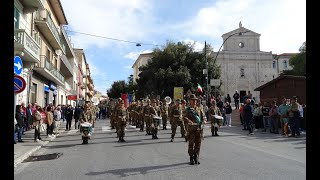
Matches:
[197,84,203,93]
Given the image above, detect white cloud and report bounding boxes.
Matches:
[61,0,155,49]
[124,49,152,61]
[124,65,132,69]
[183,39,205,51]
[175,0,306,53]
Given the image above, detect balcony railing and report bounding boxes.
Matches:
[36,9,65,53]
[60,54,73,73]
[14,29,40,60]
[40,55,65,82]
[65,81,72,91]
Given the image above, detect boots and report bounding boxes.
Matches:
[154,132,158,139]
[194,154,200,164]
[189,155,195,165]
[185,136,188,142]
[215,127,219,136]
[118,137,121,142]
[121,137,126,142]
[212,128,215,136]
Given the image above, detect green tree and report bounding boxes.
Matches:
[107,80,127,99]
[136,41,221,99]
[282,42,306,76]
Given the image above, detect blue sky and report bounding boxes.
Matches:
[60,0,306,95]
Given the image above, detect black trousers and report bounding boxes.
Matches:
[47,124,53,135]
[66,119,72,130]
[34,128,41,140]
[245,117,253,133]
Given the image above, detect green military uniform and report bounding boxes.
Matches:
[127,103,133,125]
[137,101,144,131]
[208,102,222,136]
[170,99,187,142]
[150,100,159,139]
[181,100,188,142]
[116,100,128,142]
[79,104,92,144]
[133,101,140,128]
[183,94,206,165]
[160,100,169,130]
[143,99,153,135]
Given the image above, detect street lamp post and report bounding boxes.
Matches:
[209,30,250,100]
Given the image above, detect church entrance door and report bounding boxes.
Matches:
[240,90,246,103]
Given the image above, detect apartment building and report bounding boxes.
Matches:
[74,48,87,101]
[14,0,79,107]
[272,53,298,76]
[132,52,152,83]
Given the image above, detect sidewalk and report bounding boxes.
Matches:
[14,120,75,167]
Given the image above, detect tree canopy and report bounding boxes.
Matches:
[282,42,306,76]
[136,41,221,99]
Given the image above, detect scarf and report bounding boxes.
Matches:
[187,107,201,126]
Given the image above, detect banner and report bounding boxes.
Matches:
[128,94,133,103]
[121,93,128,108]
[174,87,184,100]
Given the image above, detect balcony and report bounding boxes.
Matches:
[60,54,73,77]
[87,82,94,91]
[60,27,74,57]
[33,55,65,86]
[19,0,44,11]
[35,9,65,53]
[14,29,40,63]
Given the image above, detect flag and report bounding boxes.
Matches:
[197,84,203,93]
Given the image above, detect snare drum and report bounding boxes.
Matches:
[153,116,162,126]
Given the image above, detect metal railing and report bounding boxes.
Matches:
[14,29,40,60]
[60,54,73,73]
[40,55,65,82]
[36,9,65,52]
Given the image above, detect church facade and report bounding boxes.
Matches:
[215,24,278,102]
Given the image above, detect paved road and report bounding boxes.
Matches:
[14,118,306,180]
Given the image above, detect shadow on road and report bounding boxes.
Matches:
[113,140,185,147]
[85,162,189,177]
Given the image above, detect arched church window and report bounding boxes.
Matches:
[240,68,245,78]
[273,61,276,69]
[283,60,288,69]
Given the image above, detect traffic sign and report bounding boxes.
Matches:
[14,56,23,75]
[14,75,26,94]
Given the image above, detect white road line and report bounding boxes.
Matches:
[102,126,111,132]
[67,129,78,135]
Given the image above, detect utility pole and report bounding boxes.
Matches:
[205,41,208,104]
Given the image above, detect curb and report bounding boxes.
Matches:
[14,121,75,167]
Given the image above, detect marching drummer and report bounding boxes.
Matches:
[170,99,187,142]
[151,100,159,139]
[160,99,169,130]
[79,103,93,144]
[143,99,152,135]
[208,100,222,136]
[116,99,128,142]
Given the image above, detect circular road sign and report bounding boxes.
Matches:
[14,75,27,94]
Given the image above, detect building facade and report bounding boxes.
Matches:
[273,53,297,76]
[14,0,92,108]
[132,52,152,83]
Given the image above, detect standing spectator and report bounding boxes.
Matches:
[61,105,66,123]
[33,106,43,142]
[258,102,264,130]
[247,91,253,99]
[74,105,83,129]
[278,97,290,137]
[96,106,100,121]
[288,96,301,137]
[225,102,232,127]
[53,106,62,135]
[269,101,279,134]
[15,105,25,143]
[302,104,306,132]
[225,94,231,104]
[21,102,27,133]
[239,103,245,127]
[233,91,240,109]
[262,102,271,133]
[298,102,304,132]
[26,103,33,130]
[253,104,260,131]
[99,105,103,119]
[244,99,254,135]
[65,105,74,130]
[46,106,54,138]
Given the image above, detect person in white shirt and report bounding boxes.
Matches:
[298,103,304,131]
[53,106,62,135]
